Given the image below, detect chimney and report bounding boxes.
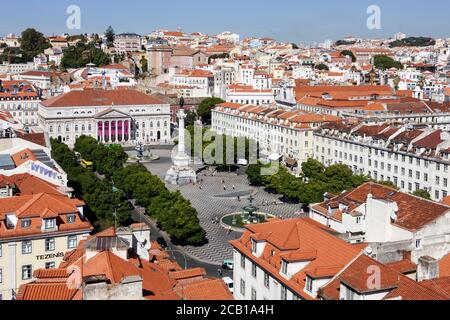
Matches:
[417,256,439,282]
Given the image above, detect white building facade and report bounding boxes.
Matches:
[38,89,171,147]
[313,122,450,201]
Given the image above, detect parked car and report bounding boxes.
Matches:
[222,277,234,293]
[156,237,168,248]
[222,259,234,270]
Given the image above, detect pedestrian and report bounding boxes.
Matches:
[232,185,235,190]
[217,269,222,277]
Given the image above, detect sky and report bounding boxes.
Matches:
[0,0,449,43]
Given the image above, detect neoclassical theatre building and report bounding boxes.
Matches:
[38,89,171,146]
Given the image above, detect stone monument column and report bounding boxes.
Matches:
[165,103,197,185]
[178,109,186,156]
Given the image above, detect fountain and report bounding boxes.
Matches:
[221,194,275,232]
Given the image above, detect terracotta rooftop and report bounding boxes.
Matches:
[230,218,361,300]
[312,182,450,231]
[41,89,164,108]
[320,254,447,300]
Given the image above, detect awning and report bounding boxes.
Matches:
[285,157,298,167]
[268,153,282,161]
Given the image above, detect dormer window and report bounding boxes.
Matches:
[251,239,257,254]
[44,219,56,230]
[67,214,76,224]
[306,276,313,292]
[281,260,288,275]
[21,219,31,228]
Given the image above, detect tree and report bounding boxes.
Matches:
[140,55,148,73]
[185,110,197,126]
[246,163,266,186]
[291,43,299,49]
[301,159,325,180]
[341,50,356,62]
[0,47,28,64]
[393,76,401,90]
[374,55,403,71]
[197,97,225,125]
[61,42,110,70]
[20,28,51,61]
[105,26,115,47]
[390,37,435,48]
[412,189,432,200]
[377,180,400,190]
[315,63,329,71]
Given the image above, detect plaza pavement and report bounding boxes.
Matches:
[133,149,305,265]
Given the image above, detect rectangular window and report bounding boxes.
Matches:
[415,239,423,249]
[0,268,2,283]
[45,262,56,269]
[345,287,355,300]
[240,279,246,296]
[251,288,257,300]
[252,262,257,278]
[45,238,55,252]
[22,265,32,280]
[251,240,257,254]
[281,260,288,274]
[67,214,76,224]
[21,219,31,228]
[0,244,2,257]
[264,273,270,288]
[44,219,55,230]
[68,235,77,249]
[22,241,32,255]
[306,277,313,292]
[240,254,246,269]
[281,286,287,300]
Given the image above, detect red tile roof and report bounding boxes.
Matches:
[230,218,362,300]
[312,182,450,231]
[413,130,444,149]
[320,254,447,300]
[169,267,206,281]
[41,89,164,108]
[439,254,450,277]
[0,193,91,239]
[0,174,63,196]
[176,279,234,300]
[386,259,417,275]
[11,148,37,167]
[83,251,141,284]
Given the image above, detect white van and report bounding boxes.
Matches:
[222,277,234,294]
